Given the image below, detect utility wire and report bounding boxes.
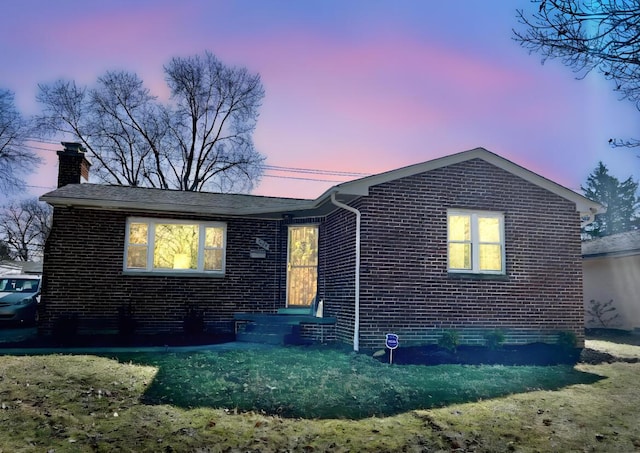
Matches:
[25,137,59,145]
[262,174,346,183]
[263,164,369,177]
[22,138,369,182]
[26,184,56,190]
[23,143,58,152]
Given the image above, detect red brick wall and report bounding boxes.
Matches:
[40,208,286,335]
[325,159,584,350]
[41,158,585,349]
[321,202,360,345]
[56,153,90,187]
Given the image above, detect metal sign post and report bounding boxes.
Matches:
[385,333,399,364]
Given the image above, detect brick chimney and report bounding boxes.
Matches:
[56,142,91,188]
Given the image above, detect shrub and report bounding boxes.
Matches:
[183,305,205,335]
[438,329,460,352]
[52,312,79,344]
[556,331,577,351]
[483,329,506,350]
[118,304,137,336]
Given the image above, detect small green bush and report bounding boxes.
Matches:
[183,305,205,335]
[556,331,577,351]
[118,303,137,336]
[483,329,506,350]
[438,329,460,352]
[52,312,79,344]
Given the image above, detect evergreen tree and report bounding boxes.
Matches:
[582,162,639,238]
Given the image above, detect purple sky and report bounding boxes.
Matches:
[2,0,638,200]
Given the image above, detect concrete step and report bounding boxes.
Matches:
[236,331,290,345]
[244,322,294,334]
[277,307,313,315]
[236,321,294,345]
[234,313,336,325]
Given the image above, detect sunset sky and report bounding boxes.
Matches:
[1,0,638,200]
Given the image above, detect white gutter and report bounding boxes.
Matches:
[330,192,361,352]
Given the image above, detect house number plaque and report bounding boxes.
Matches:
[255,238,270,251]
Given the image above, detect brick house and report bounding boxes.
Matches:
[39,143,602,350]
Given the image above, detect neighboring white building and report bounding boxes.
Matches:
[0,261,43,276]
[582,230,640,331]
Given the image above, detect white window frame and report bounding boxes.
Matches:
[447,210,505,275]
[124,217,226,275]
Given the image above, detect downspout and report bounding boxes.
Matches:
[330,192,361,352]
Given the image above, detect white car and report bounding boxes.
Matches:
[0,275,41,325]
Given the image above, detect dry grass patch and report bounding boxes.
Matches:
[420,362,640,452]
[0,342,637,452]
[586,339,640,360]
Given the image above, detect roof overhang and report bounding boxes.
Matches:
[315,147,605,218]
[41,147,605,221]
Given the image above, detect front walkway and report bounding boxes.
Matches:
[0,326,275,355]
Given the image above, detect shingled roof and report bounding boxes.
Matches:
[40,183,315,218]
[41,148,604,220]
[582,230,640,258]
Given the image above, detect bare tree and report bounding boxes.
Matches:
[514,0,640,146]
[0,89,41,193]
[0,199,52,261]
[36,51,266,192]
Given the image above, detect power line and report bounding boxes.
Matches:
[22,138,369,182]
[262,173,346,183]
[26,184,56,190]
[263,164,369,177]
[25,137,59,145]
[23,144,58,152]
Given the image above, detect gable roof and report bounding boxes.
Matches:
[319,148,603,216]
[582,230,640,258]
[41,147,603,219]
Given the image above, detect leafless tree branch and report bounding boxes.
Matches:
[35,51,265,192]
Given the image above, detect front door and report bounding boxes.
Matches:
[286,225,318,307]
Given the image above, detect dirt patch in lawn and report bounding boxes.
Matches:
[374,343,581,366]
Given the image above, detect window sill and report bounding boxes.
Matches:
[122,270,225,278]
[447,272,509,281]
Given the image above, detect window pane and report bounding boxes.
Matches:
[449,243,471,269]
[205,227,224,247]
[129,223,148,245]
[449,215,470,241]
[479,217,500,242]
[154,224,199,269]
[479,244,502,271]
[204,249,223,271]
[127,246,147,268]
[289,226,318,266]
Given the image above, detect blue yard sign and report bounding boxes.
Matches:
[385,333,399,364]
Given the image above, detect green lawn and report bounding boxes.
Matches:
[0,340,638,451]
[117,346,599,419]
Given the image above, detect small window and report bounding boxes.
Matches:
[124,218,226,274]
[448,210,504,274]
